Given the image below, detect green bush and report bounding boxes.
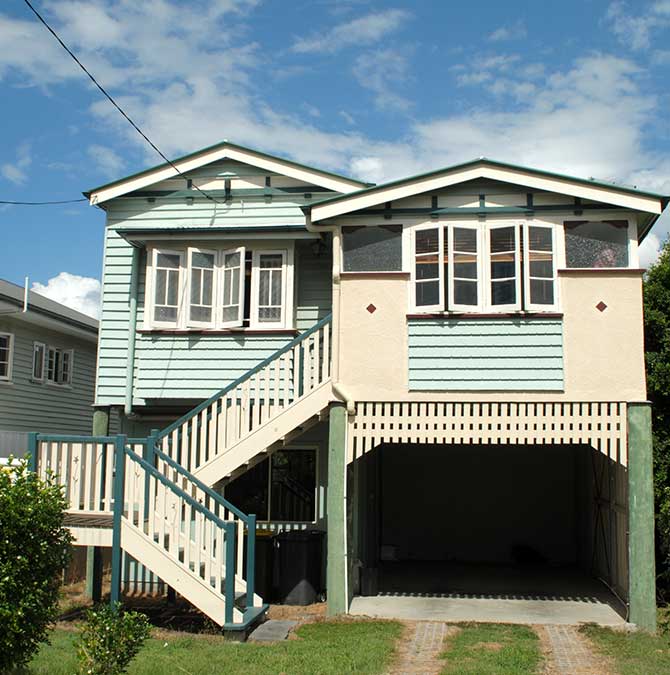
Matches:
[0,456,72,672]
[76,603,151,675]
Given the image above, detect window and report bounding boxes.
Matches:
[187,248,215,326]
[220,247,244,327]
[0,333,13,381]
[342,225,402,271]
[47,347,73,385]
[252,251,286,327]
[564,220,629,268]
[224,448,317,522]
[153,250,183,325]
[411,222,557,313]
[32,342,45,381]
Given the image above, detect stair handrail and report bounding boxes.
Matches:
[157,313,333,440]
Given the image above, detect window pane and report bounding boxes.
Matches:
[231,267,240,300]
[190,268,202,304]
[416,280,439,306]
[155,269,167,304]
[260,254,283,269]
[259,270,270,304]
[453,254,477,279]
[490,227,515,253]
[191,251,214,268]
[33,345,43,379]
[222,306,238,322]
[190,306,211,322]
[528,227,552,252]
[453,227,477,253]
[492,279,516,305]
[565,220,628,268]
[270,450,316,522]
[270,270,282,305]
[155,306,178,322]
[416,228,439,254]
[157,253,180,269]
[166,270,179,306]
[225,252,240,268]
[259,307,281,322]
[343,225,402,271]
[416,260,438,280]
[202,269,213,305]
[454,280,478,305]
[491,258,516,279]
[529,257,553,278]
[530,279,554,305]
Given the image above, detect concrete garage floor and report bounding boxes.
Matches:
[349,562,627,626]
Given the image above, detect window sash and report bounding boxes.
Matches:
[251,250,288,329]
[412,225,444,312]
[0,333,12,381]
[151,249,184,327]
[32,342,45,381]
[486,223,521,311]
[523,223,558,311]
[46,347,73,385]
[220,246,245,328]
[187,248,216,327]
[448,223,482,312]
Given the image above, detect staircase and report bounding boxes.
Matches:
[30,314,333,631]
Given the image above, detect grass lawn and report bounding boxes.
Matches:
[27,619,402,675]
[439,623,543,675]
[581,624,670,675]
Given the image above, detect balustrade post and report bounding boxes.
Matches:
[27,432,38,473]
[224,522,236,624]
[110,434,127,606]
[245,514,256,607]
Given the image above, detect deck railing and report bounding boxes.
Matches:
[155,314,332,474]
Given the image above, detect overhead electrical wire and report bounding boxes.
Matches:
[0,198,87,206]
[19,0,221,205]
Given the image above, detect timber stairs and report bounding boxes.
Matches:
[30,315,333,632]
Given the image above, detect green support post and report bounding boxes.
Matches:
[327,402,348,616]
[628,402,657,632]
[110,434,127,606]
[27,432,38,473]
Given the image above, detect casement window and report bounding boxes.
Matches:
[47,347,73,386]
[146,244,294,330]
[0,333,13,381]
[224,448,317,522]
[411,222,557,313]
[187,248,216,327]
[32,342,46,381]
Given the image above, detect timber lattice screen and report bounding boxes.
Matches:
[347,401,628,462]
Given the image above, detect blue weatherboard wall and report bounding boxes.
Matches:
[408,318,564,391]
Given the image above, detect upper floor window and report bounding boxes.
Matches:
[342,225,402,271]
[46,347,73,386]
[145,244,294,330]
[0,333,13,381]
[411,222,557,313]
[32,342,46,382]
[564,220,629,268]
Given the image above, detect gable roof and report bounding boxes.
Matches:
[304,157,670,223]
[85,140,370,205]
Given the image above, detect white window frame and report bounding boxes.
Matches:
[32,341,46,382]
[0,333,13,382]
[250,248,294,329]
[219,246,246,328]
[186,247,217,328]
[411,224,444,313]
[145,248,186,329]
[46,346,74,386]
[523,223,559,312]
[448,223,483,313]
[485,222,521,312]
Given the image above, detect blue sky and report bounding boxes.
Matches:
[1,0,670,315]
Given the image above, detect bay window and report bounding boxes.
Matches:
[411,222,557,313]
[146,244,294,330]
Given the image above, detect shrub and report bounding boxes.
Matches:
[76,603,151,675]
[0,456,72,672]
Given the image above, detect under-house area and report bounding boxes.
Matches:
[350,442,628,625]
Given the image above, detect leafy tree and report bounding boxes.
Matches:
[0,457,72,671]
[643,237,670,598]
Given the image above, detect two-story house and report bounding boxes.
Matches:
[31,141,666,633]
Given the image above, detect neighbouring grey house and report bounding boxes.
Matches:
[0,279,99,460]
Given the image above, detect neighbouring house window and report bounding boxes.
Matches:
[224,448,317,522]
[0,333,13,381]
[32,342,46,381]
[342,225,402,271]
[153,251,183,324]
[411,222,557,313]
[47,347,73,385]
[146,244,294,330]
[187,249,215,326]
[564,220,629,268]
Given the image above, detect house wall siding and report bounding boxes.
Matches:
[408,318,564,391]
[0,317,96,438]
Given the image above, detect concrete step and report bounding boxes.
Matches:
[248,619,297,642]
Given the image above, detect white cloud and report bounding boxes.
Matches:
[31,272,101,319]
[353,49,411,111]
[291,9,411,54]
[87,144,125,179]
[489,20,527,42]
[1,142,31,185]
[339,110,356,125]
[605,1,670,50]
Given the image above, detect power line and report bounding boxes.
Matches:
[0,198,87,206]
[22,0,221,205]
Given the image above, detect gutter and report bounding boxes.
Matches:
[124,246,141,416]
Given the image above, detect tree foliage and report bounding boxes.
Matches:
[643,238,670,597]
[0,458,72,671]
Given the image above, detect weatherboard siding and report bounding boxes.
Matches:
[0,318,96,435]
[408,318,564,391]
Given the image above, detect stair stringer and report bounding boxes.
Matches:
[120,520,243,626]
[193,381,333,486]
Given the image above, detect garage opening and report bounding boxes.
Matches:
[351,442,627,622]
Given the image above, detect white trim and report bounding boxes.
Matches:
[186,247,217,328]
[485,222,521,312]
[523,223,559,312]
[219,246,245,328]
[0,333,13,382]
[32,341,46,382]
[410,224,444,313]
[448,223,482,312]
